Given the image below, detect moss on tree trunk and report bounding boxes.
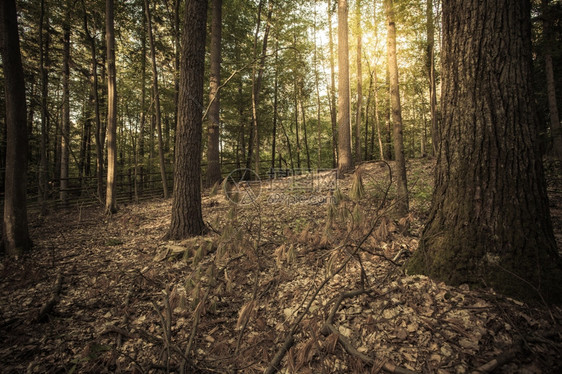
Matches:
[406,0,562,304]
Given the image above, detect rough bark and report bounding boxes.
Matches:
[168,0,208,239]
[105,0,118,214]
[385,0,409,215]
[144,0,169,198]
[406,0,562,303]
[206,0,222,187]
[337,0,353,173]
[0,0,31,255]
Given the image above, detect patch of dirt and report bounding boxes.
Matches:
[1,159,561,373]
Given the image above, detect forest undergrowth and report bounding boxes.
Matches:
[1,158,561,373]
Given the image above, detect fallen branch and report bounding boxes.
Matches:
[35,272,63,323]
[322,323,416,374]
[470,340,522,374]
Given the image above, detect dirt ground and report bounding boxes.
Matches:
[1,159,561,373]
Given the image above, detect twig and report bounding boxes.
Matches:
[180,287,210,374]
[35,272,63,323]
[322,323,416,374]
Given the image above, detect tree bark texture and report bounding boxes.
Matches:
[168,0,208,239]
[206,0,222,187]
[105,0,118,213]
[0,0,31,255]
[385,0,409,215]
[407,0,562,303]
[337,0,353,173]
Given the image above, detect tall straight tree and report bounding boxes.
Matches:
[385,0,409,215]
[541,0,562,161]
[168,0,208,239]
[105,0,117,213]
[426,0,438,156]
[60,1,71,204]
[144,0,169,198]
[0,0,31,255]
[206,0,222,187]
[337,0,353,173]
[406,0,562,303]
[39,0,50,214]
[328,0,338,167]
[354,0,362,163]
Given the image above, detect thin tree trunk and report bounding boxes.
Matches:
[337,0,353,173]
[300,89,311,170]
[39,0,49,213]
[385,0,408,215]
[271,41,279,170]
[294,75,301,169]
[427,0,438,156]
[314,0,322,167]
[206,0,222,186]
[105,0,118,213]
[144,0,169,198]
[364,70,372,160]
[0,0,31,255]
[328,1,338,168]
[60,2,71,204]
[541,0,562,161]
[355,0,362,163]
[135,3,146,201]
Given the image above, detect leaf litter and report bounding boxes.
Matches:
[0,159,561,373]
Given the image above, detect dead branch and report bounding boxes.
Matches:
[470,340,522,374]
[35,272,63,323]
[320,289,416,374]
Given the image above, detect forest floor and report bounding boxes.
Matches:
[1,158,562,374]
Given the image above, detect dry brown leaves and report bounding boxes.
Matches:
[0,159,561,373]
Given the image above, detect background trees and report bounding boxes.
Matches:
[0,0,560,251]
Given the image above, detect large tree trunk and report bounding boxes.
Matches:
[385,0,409,215]
[406,0,562,303]
[337,0,353,173]
[60,2,71,204]
[206,0,222,187]
[0,0,31,256]
[144,0,169,198]
[105,0,118,214]
[168,0,208,239]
